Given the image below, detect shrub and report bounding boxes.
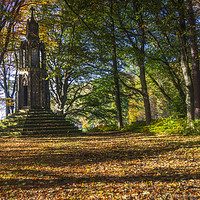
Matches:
[122,121,146,132]
[182,120,200,135]
[87,125,118,133]
[143,117,200,136]
[143,117,185,135]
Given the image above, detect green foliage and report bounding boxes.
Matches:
[121,121,146,132]
[143,117,200,136]
[144,117,185,135]
[183,120,200,136]
[87,117,200,136]
[87,124,118,133]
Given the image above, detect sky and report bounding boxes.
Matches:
[0,92,6,120]
[0,104,6,120]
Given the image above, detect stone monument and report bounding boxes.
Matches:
[16,7,50,110]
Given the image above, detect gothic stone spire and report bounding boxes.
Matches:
[30,7,35,20]
[26,7,39,41]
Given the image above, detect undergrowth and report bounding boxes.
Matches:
[144,117,185,135]
[87,125,118,133]
[87,117,200,136]
[121,121,146,133]
[144,117,200,136]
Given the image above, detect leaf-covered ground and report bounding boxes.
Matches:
[0,132,200,199]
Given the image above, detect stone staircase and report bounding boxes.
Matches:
[0,109,82,135]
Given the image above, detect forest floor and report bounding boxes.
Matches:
[0,132,200,199]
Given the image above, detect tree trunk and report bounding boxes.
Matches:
[139,58,152,125]
[186,0,200,120]
[117,2,151,125]
[110,0,123,129]
[138,15,151,125]
[112,42,123,129]
[178,1,194,121]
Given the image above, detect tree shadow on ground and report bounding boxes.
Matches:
[1,135,200,195]
[1,137,200,168]
[0,167,200,192]
[1,144,182,168]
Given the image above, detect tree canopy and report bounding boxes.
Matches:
[0,0,200,128]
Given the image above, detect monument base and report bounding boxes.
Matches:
[0,109,82,135]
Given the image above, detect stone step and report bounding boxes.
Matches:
[4,115,28,121]
[0,129,82,135]
[7,123,76,129]
[25,115,66,119]
[2,119,72,126]
[28,109,52,113]
[8,112,28,117]
[24,120,71,125]
[1,126,80,133]
[28,111,58,116]
[12,111,53,117]
[0,128,23,132]
[23,126,78,130]
[21,130,82,135]
[29,118,69,121]
[0,131,21,136]
[0,109,82,135]
[21,129,82,134]
[24,119,68,123]
[24,122,72,127]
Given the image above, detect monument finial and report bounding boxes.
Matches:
[26,6,39,40]
[30,7,35,20]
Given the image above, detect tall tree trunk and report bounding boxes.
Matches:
[186,0,200,120]
[178,0,194,121]
[138,14,151,125]
[139,58,152,125]
[117,2,151,125]
[110,0,123,129]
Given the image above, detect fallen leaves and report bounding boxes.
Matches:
[0,133,200,199]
